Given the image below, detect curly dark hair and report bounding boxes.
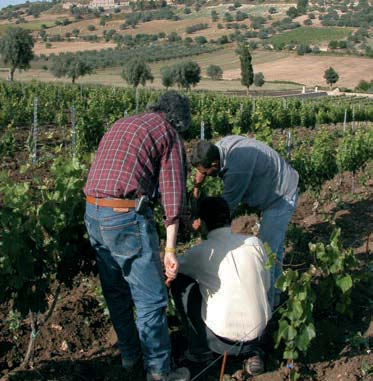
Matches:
[148,90,191,132]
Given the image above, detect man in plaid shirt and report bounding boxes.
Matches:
[84,91,191,381]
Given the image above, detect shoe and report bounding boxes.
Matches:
[178,351,215,381]
[183,349,214,364]
[147,367,191,381]
[243,351,265,376]
[122,357,145,381]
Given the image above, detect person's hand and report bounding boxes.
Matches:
[193,170,206,198]
[194,170,206,187]
[191,218,201,231]
[164,251,179,286]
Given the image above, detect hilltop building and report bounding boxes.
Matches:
[62,1,129,10]
[89,0,124,8]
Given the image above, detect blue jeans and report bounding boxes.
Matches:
[84,203,171,375]
[258,191,298,309]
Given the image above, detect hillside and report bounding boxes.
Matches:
[0,0,373,90]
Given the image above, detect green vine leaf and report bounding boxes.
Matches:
[335,274,353,293]
[295,323,316,351]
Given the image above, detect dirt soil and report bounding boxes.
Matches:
[0,127,372,381]
[223,55,373,88]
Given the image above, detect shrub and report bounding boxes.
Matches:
[218,35,229,44]
[186,23,208,34]
[195,36,207,44]
[328,40,338,49]
[254,72,265,87]
[206,64,223,80]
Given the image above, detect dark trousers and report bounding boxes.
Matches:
[171,274,260,357]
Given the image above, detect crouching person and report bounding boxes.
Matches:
[171,197,272,378]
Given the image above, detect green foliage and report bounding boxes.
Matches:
[186,23,208,34]
[308,127,338,192]
[206,64,223,80]
[0,125,16,157]
[355,80,373,93]
[275,269,316,361]
[360,359,373,380]
[269,27,350,46]
[0,157,89,316]
[296,0,308,14]
[0,27,34,81]
[287,6,298,19]
[238,44,253,93]
[121,58,154,88]
[194,36,207,45]
[50,53,93,84]
[160,66,174,89]
[47,44,219,70]
[211,9,219,22]
[172,61,201,90]
[336,127,372,174]
[310,228,358,316]
[276,229,358,363]
[253,72,265,87]
[252,108,273,146]
[324,66,339,88]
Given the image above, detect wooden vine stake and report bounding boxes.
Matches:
[219,351,228,381]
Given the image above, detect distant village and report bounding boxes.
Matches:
[62,1,130,10]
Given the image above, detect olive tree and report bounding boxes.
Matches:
[0,27,34,81]
[121,58,154,88]
[172,61,201,90]
[50,53,93,84]
[160,66,174,89]
[206,64,223,80]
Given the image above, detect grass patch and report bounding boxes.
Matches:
[270,27,352,45]
[0,21,55,34]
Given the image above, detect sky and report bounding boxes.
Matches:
[0,0,52,10]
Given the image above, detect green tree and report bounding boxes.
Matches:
[238,44,253,95]
[324,66,339,89]
[254,72,265,87]
[297,0,308,14]
[0,27,34,81]
[211,10,219,22]
[172,60,201,90]
[328,40,338,49]
[286,6,298,18]
[121,58,154,88]
[50,54,93,84]
[160,66,174,89]
[195,35,207,44]
[206,64,223,80]
[72,28,80,37]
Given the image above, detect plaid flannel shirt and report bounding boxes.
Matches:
[84,112,187,226]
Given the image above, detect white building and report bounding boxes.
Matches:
[89,0,124,8]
